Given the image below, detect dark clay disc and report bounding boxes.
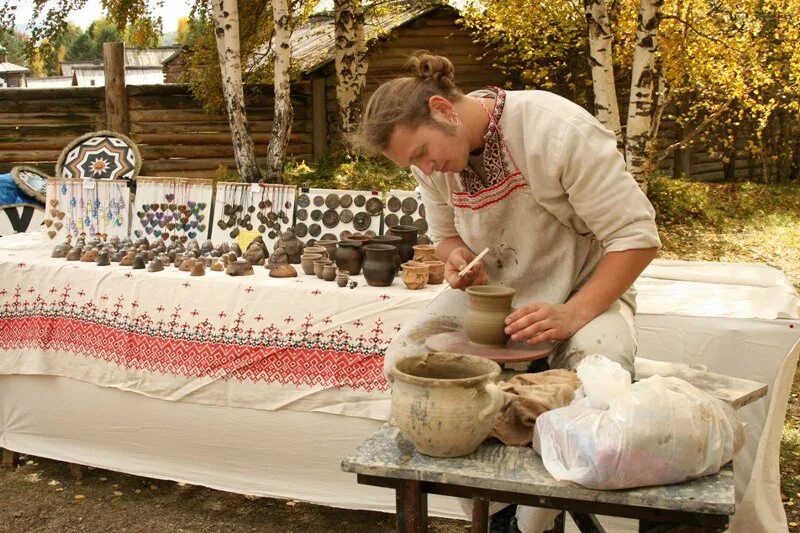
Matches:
[353,211,371,231]
[294,222,308,237]
[310,209,322,221]
[339,194,353,208]
[297,194,310,208]
[387,196,401,213]
[353,194,366,207]
[400,214,414,226]
[324,193,340,210]
[308,223,321,237]
[339,208,354,224]
[401,197,418,215]
[295,208,308,221]
[384,213,399,228]
[365,197,383,216]
[312,195,325,207]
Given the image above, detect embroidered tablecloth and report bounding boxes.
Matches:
[0,233,441,420]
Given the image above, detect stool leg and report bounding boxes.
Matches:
[396,479,427,533]
[1,448,20,469]
[471,498,489,533]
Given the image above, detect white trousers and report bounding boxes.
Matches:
[383,288,638,533]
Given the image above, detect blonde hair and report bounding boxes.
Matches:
[351,52,463,154]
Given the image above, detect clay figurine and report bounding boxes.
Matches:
[51,242,72,258]
[132,254,147,269]
[95,250,111,266]
[226,258,254,276]
[80,249,99,263]
[190,261,206,277]
[148,258,164,272]
[244,242,266,266]
[274,230,304,263]
[119,250,136,266]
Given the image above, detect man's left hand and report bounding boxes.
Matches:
[504,303,585,343]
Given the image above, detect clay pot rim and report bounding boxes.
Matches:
[412,244,435,250]
[423,260,445,266]
[391,352,501,387]
[371,235,401,243]
[401,261,428,270]
[363,243,396,251]
[466,285,515,297]
[315,239,338,245]
[337,239,363,247]
[301,253,323,259]
[388,224,418,233]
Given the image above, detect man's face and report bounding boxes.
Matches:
[384,121,469,176]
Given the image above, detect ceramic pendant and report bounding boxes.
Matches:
[198,202,206,210]
[47,230,57,239]
[44,219,53,227]
[198,224,206,232]
[187,231,197,239]
[54,221,63,230]
[165,193,175,202]
[50,199,58,207]
[230,228,239,238]
[217,220,227,230]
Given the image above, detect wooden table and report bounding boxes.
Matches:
[342,425,735,533]
[341,361,768,533]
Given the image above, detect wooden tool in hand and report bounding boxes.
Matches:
[431,247,490,300]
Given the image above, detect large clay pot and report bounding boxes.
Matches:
[362,243,397,287]
[387,224,419,264]
[335,240,364,275]
[371,234,402,272]
[464,285,516,345]
[390,352,504,457]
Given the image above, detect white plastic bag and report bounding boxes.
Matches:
[533,354,744,490]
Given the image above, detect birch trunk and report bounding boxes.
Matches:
[334,0,367,141]
[265,0,293,183]
[625,0,662,192]
[584,0,621,146]
[211,0,262,183]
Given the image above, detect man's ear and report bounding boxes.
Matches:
[428,95,453,117]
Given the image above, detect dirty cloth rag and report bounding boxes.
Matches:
[490,369,581,446]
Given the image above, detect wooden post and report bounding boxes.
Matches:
[396,479,427,532]
[311,76,328,161]
[103,42,129,134]
[1,448,20,469]
[471,498,489,533]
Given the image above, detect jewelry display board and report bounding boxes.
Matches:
[385,189,428,238]
[296,188,383,244]
[133,177,212,243]
[11,165,50,204]
[212,182,297,251]
[44,179,131,241]
[56,130,142,181]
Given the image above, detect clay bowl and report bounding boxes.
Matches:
[412,244,437,263]
[400,261,429,290]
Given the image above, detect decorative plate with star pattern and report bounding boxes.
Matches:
[56,130,142,181]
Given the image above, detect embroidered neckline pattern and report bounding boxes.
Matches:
[457,87,513,195]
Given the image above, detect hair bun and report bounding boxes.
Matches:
[409,52,455,88]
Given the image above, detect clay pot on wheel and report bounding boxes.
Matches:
[390,352,503,457]
[464,286,516,346]
[362,244,397,287]
[386,224,419,264]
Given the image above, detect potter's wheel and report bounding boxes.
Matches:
[425,330,553,363]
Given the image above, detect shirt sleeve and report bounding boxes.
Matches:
[410,166,459,244]
[555,115,662,253]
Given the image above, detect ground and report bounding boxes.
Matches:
[1,179,799,532]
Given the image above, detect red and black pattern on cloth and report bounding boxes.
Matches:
[0,284,389,392]
[61,135,138,180]
[452,87,528,211]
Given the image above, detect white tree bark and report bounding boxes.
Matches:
[334,0,367,140]
[625,0,662,191]
[584,0,621,146]
[211,0,262,182]
[265,0,293,183]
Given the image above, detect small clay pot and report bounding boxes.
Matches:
[313,259,331,279]
[226,259,254,276]
[401,261,429,290]
[322,264,337,282]
[335,240,364,275]
[148,258,164,272]
[315,239,338,261]
[387,224,419,264]
[300,253,322,275]
[412,244,437,263]
[132,254,147,270]
[335,270,350,287]
[464,286,516,346]
[362,244,397,287]
[424,260,445,285]
[190,261,206,276]
[303,245,327,259]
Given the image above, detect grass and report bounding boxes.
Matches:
[649,176,800,530]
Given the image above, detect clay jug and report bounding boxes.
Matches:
[387,224,419,264]
[315,239,338,261]
[335,240,364,275]
[390,352,503,457]
[362,244,397,287]
[464,286,516,345]
[371,234,402,272]
[412,244,437,263]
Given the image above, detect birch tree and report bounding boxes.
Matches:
[624,0,661,191]
[264,0,292,183]
[584,0,621,144]
[334,0,368,141]
[211,0,262,182]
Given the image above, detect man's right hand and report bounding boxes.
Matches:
[444,247,488,290]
